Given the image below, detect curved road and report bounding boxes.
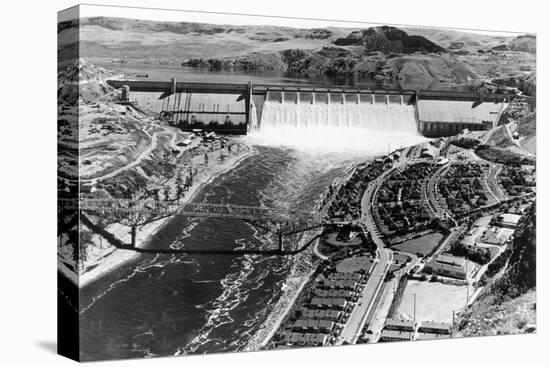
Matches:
[504,122,535,158]
[81,132,159,185]
[339,164,399,344]
[424,163,452,220]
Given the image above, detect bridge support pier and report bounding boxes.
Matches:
[121,85,130,102]
[131,225,138,248]
[245,81,252,127]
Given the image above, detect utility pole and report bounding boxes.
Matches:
[466,261,470,307]
[413,292,417,341]
[451,311,455,338]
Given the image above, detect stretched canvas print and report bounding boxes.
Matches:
[57,4,537,362]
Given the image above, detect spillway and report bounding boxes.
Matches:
[248,91,427,154]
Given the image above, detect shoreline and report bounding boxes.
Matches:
[245,160,359,351]
[60,144,256,289]
[244,255,319,352]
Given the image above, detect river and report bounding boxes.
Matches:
[78,146,355,360]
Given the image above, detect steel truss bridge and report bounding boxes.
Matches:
[59,198,328,253]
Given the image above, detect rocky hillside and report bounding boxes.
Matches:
[404,27,510,52]
[508,34,536,54]
[184,46,481,88]
[58,59,118,105]
[61,17,535,89]
[334,26,446,53]
[457,289,536,337]
[495,204,536,297]
[457,204,536,336]
[492,72,536,96]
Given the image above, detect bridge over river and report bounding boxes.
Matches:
[107,78,520,137]
[60,198,328,254]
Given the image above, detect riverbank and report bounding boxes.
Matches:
[60,142,256,289]
[244,250,318,351]
[244,158,362,351]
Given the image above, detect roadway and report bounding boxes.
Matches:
[80,132,159,185]
[423,163,452,221]
[365,251,420,343]
[339,160,403,344]
[504,122,535,158]
[487,164,508,201]
[107,79,511,101]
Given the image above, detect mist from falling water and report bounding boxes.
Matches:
[246,96,428,156]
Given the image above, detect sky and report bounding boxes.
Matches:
[57,3,522,37]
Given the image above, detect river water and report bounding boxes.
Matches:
[79,146,354,360]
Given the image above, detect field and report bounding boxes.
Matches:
[391,232,444,257]
[397,280,474,323]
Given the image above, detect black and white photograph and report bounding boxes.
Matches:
[0,2,528,366]
[54,3,539,362]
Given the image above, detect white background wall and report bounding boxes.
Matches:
[0,0,547,366]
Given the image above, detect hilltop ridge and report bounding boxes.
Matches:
[334,26,446,53]
[57,17,536,90]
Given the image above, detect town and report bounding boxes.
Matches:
[266,126,535,348]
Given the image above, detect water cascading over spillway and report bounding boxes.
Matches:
[248,91,428,154]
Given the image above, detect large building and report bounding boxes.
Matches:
[384,318,417,332]
[496,213,522,229]
[424,254,472,280]
[416,99,507,137]
[379,330,412,342]
[416,333,452,341]
[418,321,452,335]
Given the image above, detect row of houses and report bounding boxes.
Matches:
[320,279,361,291]
[300,309,343,323]
[292,319,335,334]
[309,297,348,311]
[272,270,367,349]
[326,272,364,282]
[276,331,330,347]
[314,289,355,301]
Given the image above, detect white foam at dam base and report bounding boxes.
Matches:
[247,100,428,155]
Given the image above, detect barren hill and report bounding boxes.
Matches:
[457,204,536,337]
[334,26,446,53]
[58,17,536,89]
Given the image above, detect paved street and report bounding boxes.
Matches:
[426,163,452,220]
[339,162,400,344]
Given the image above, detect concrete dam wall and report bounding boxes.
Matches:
[108,80,509,138]
[416,99,507,137]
